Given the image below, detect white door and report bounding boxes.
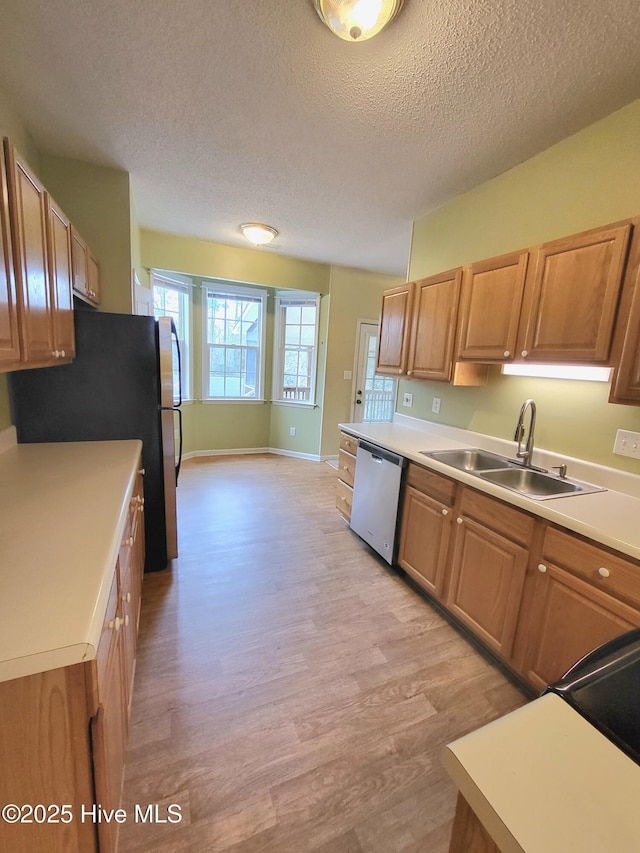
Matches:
[351,323,397,423]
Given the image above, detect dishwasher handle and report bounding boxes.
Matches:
[358,440,406,467]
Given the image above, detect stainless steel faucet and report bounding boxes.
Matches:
[514,399,536,467]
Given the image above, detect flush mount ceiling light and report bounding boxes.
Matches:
[312,0,404,41]
[240,223,278,246]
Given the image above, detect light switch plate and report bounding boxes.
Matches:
[343,370,352,380]
[613,429,640,458]
[402,393,413,408]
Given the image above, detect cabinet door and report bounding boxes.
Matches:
[376,283,413,376]
[0,143,21,369]
[446,514,528,660]
[4,140,55,365]
[91,624,127,853]
[520,562,640,692]
[519,223,631,362]
[406,269,462,381]
[610,263,640,404]
[46,195,75,361]
[87,252,100,303]
[398,484,453,599]
[70,225,89,298]
[457,251,528,362]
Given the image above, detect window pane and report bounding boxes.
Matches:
[204,288,264,399]
[300,324,315,346]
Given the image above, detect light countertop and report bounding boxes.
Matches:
[0,438,142,683]
[339,416,640,562]
[442,693,640,852]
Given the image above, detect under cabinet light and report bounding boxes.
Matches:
[502,364,612,382]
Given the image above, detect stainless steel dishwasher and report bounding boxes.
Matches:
[350,440,406,564]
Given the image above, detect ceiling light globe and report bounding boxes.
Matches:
[312,0,404,41]
[240,223,278,246]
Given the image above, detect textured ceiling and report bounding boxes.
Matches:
[1,1,640,275]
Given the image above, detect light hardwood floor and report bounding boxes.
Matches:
[119,455,527,852]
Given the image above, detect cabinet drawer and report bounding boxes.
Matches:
[336,478,353,520]
[543,526,640,611]
[407,462,457,506]
[460,487,535,547]
[340,432,358,455]
[337,449,356,488]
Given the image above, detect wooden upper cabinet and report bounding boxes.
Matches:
[87,252,100,304]
[457,251,529,362]
[70,225,89,298]
[610,239,640,404]
[46,195,75,361]
[0,143,21,369]
[4,139,55,365]
[519,223,631,363]
[376,282,413,376]
[407,269,462,381]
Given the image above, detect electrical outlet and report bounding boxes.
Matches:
[432,396,441,414]
[343,370,352,380]
[613,429,640,458]
[402,392,413,408]
[289,427,296,436]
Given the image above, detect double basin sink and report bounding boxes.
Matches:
[420,448,606,500]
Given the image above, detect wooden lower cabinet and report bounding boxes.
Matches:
[517,526,640,692]
[336,431,357,521]
[448,793,500,853]
[445,491,531,661]
[0,467,145,853]
[398,464,456,598]
[396,462,640,692]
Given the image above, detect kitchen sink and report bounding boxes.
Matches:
[420,448,519,472]
[421,447,606,500]
[478,467,605,500]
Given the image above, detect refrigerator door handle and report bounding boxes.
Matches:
[170,319,183,407]
[173,405,183,482]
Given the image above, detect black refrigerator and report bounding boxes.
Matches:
[8,309,182,572]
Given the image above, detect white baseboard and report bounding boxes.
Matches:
[182,447,329,463]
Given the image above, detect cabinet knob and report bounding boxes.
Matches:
[537,563,547,573]
[121,591,131,603]
[138,468,146,475]
[441,508,449,516]
[407,370,412,376]
[521,350,528,358]
[122,536,134,547]
[598,567,610,578]
[59,350,65,358]
[109,616,121,632]
[124,614,130,627]
[503,351,510,358]
[398,369,402,374]
[456,517,463,525]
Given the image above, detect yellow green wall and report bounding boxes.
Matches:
[141,231,398,457]
[40,155,132,314]
[405,98,640,472]
[142,230,333,456]
[321,266,402,456]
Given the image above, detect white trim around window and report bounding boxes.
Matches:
[201,282,268,402]
[151,271,193,401]
[272,291,320,407]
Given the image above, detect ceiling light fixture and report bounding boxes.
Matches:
[312,0,404,41]
[240,223,278,246]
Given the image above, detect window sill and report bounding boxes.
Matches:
[200,398,266,405]
[271,400,317,408]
